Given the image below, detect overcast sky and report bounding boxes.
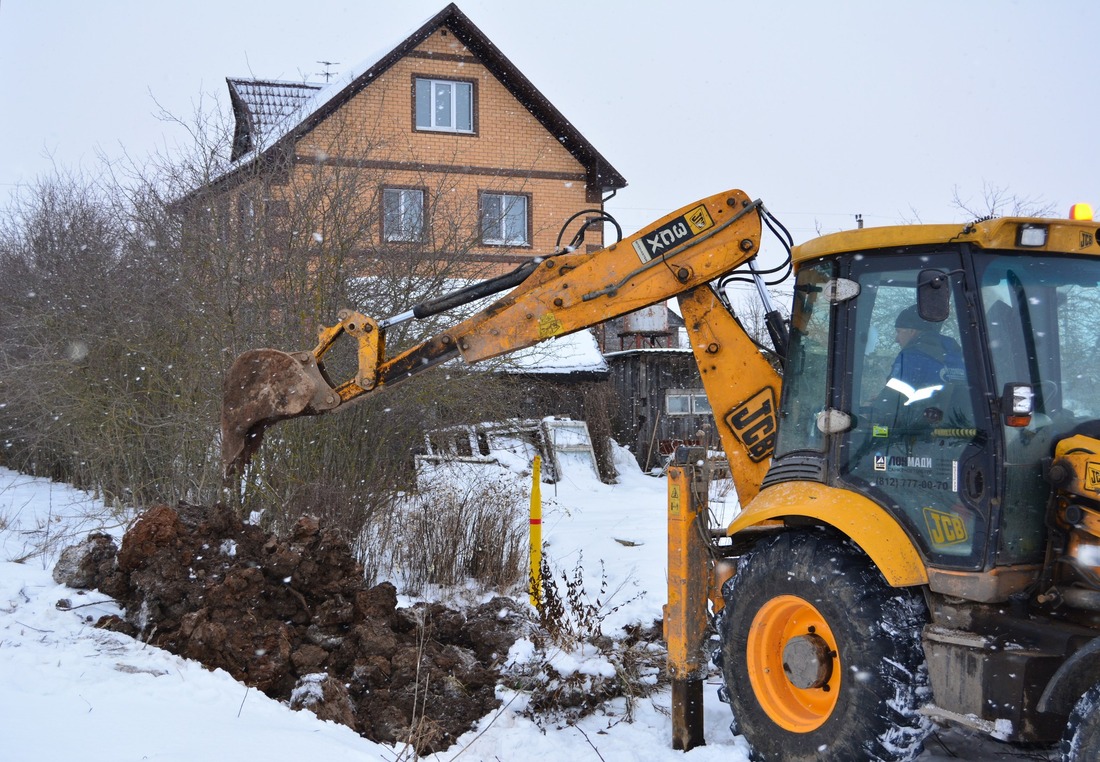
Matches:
[2,0,1097,262]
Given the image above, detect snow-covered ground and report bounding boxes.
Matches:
[0,457,1053,761]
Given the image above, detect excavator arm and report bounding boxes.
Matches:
[221,188,773,474]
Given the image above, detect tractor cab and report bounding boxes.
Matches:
[772,215,1100,603]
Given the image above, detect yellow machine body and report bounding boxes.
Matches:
[221,190,1100,757]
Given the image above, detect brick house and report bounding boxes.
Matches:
[179,4,727,477]
[186,2,626,277]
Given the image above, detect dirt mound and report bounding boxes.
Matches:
[62,502,526,754]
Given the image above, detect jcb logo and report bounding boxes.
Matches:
[724,389,777,463]
[1086,461,1100,493]
[923,507,968,547]
[686,205,714,234]
[631,205,714,263]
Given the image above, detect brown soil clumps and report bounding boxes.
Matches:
[62,502,526,754]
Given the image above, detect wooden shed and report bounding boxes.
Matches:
[605,348,716,471]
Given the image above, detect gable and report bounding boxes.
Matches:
[292,33,585,178]
[223,3,625,192]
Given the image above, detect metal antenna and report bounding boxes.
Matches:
[316,61,340,82]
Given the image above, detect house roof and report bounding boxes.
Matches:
[221,2,626,192]
[226,79,322,160]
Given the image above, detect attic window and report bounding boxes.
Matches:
[415,77,474,133]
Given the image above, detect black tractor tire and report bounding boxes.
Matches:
[715,529,931,762]
[1061,682,1100,762]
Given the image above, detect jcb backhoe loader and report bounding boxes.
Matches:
[221,189,1100,761]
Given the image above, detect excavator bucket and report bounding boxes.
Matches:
[220,348,340,475]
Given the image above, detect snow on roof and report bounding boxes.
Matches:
[504,329,608,375]
[226,33,400,164]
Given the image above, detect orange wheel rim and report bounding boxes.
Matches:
[746,594,841,732]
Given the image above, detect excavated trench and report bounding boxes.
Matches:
[56,502,527,755]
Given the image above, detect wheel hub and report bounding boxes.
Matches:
[782,633,833,689]
[746,594,841,732]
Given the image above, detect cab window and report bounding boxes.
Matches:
[976,254,1100,563]
[774,261,834,457]
[840,254,988,568]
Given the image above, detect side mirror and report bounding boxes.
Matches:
[917,270,950,322]
[1003,382,1035,427]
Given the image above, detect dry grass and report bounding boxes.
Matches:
[358,470,528,595]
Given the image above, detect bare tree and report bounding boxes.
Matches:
[0,166,218,503]
[163,101,553,538]
[951,182,1058,220]
[0,93,533,525]
[0,72,615,592]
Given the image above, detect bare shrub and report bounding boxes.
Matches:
[374,470,528,595]
[0,169,223,506]
[533,554,639,648]
[508,553,664,725]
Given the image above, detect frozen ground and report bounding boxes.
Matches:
[0,458,1055,761]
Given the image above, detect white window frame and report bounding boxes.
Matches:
[236,192,257,244]
[415,77,474,133]
[666,390,712,416]
[481,192,529,246]
[382,188,425,243]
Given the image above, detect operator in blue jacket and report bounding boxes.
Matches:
[888,304,965,398]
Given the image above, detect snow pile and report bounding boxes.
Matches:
[0,463,1046,760]
[0,464,734,761]
[0,470,382,761]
